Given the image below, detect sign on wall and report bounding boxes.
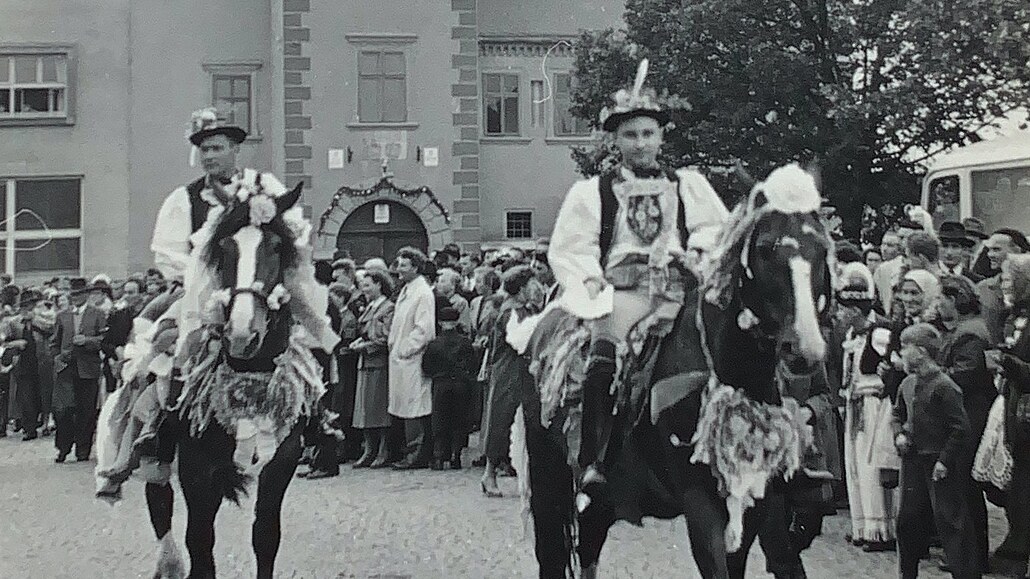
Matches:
[328,149,345,169]
[374,203,391,224]
[363,131,408,161]
[423,147,439,167]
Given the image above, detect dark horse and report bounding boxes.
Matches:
[147,182,324,579]
[522,165,833,579]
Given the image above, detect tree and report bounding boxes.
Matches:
[569,0,1030,237]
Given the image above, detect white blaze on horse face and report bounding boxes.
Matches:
[788,255,826,363]
[229,226,262,341]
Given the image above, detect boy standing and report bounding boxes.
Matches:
[422,307,476,470]
[892,323,979,579]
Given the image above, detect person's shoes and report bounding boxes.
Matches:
[862,540,896,552]
[352,455,374,469]
[844,534,866,547]
[75,454,90,462]
[392,459,428,471]
[369,457,390,469]
[430,459,445,471]
[22,431,38,441]
[499,463,517,477]
[471,455,486,468]
[450,457,462,470]
[480,477,503,498]
[295,469,310,478]
[54,452,68,463]
[305,469,338,480]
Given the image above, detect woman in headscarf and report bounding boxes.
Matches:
[988,254,1030,578]
[878,269,942,401]
[839,263,898,552]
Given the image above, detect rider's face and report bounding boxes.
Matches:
[614,116,662,170]
[199,135,239,179]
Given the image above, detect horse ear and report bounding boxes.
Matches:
[750,188,769,212]
[275,182,303,216]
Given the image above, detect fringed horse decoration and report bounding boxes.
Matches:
[148,180,335,579]
[518,164,833,579]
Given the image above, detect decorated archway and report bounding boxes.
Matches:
[315,164,452,260]
[335,200,429,264]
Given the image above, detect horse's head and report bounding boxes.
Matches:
[710,164,833,368]
[204,182,303,361]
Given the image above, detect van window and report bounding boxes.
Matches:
[972,165,1030,233]
[928,175,960,227]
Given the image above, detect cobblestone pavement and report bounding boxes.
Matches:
[0,435,1011,578]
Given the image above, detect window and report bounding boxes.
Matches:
[203,62,261,136]
[358,51,407,123]
[483,73,520,136]
[0,178,82,276]
[927,175,960,228]
[553,73,591,137]
[213,74,251,133]
[972,165,1030,233]
[506,211,533,239]
[0,50,70,121]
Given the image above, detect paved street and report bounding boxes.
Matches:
[0,434,1009,578]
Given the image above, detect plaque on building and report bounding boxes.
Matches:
[363,131,408,161]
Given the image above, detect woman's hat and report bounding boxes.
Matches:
[87,279,114,298]
[961,217,988,240]
[18,289,44,310]
[68,277,89,295]
[599,59,670,132]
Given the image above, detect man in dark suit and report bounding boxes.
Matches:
[52,278,109,463]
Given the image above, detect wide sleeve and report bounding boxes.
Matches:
[398,285,436,359]
[548,178,604,290]
[150,187,193,282]
[676,169,730,238]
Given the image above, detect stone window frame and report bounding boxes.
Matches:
[202,61,263,140]
[0,43,77,127]
[345,33,419,130]
[482,71,522,137]
[0,176,84,276]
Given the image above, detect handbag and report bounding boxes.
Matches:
[972,395,1013,491]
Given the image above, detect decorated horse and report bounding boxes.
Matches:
[96,179,336,579]
[514,164,834,579]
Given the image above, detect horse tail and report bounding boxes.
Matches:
[211,459,252,505]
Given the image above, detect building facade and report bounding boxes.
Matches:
[0,0,622,280]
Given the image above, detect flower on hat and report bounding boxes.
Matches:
[189,107,220,138]
[249,194,277,226]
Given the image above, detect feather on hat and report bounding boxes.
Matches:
[599,59,669,132]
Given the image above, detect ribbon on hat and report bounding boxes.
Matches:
[599,58,664,127]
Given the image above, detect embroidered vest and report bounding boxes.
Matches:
[185,177,210,235]
[598,169,688,268]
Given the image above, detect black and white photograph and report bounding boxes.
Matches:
[1,0,1029,577]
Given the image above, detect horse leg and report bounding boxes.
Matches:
[253,423,304,579]
[146,481,186,579]
[681,475,731,579]
[178,427,234,579]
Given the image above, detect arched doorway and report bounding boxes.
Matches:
[336,200,429,264]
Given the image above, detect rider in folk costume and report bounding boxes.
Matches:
[94,109,337,576]
[547,60,729,477]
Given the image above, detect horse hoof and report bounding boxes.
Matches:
[581,563,599,579]
[154,535,187,579]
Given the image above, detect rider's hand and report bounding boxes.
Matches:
[584,278,605,301]
[932,461,948,481]
[894,433,911,455]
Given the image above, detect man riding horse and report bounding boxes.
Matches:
[548,59,729,485]
[94,109,336,578]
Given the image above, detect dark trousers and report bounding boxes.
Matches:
[16,373,41,435]
[897,454,980,579]
[401,415,432,465]
[757,485,825,577]
[0,374,9,433]
[431,377,470,461]
[54,375,99,459]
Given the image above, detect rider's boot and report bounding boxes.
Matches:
[578,339,617,485]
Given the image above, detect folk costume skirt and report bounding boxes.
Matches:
[844,394,899,542]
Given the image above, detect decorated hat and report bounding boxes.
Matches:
[599,59,669,132]
[438,306,460,323]
[937,221,976,247]
[962,217,988,240]
[836,262,875,307]
[186,107,246,167]
[87,279,113,298]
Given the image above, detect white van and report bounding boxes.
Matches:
[922,130,1030,233]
